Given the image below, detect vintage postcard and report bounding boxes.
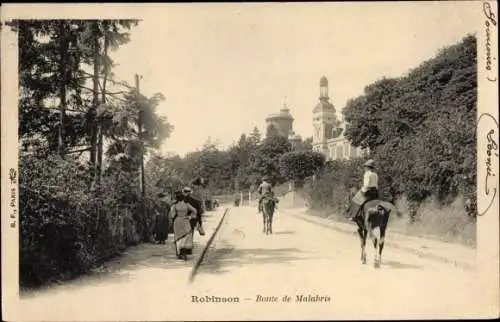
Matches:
[1,2,499,321]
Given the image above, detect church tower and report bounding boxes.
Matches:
[312,76,338,154]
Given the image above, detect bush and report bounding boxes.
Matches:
[20,154,95,287]
[305,158,367,212]
[19,153,148,288]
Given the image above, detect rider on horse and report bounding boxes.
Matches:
[257,176,277,213]
[348,159,379,222]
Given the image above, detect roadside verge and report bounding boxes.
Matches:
[284,207,476,270]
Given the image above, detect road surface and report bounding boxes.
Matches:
[13,205,488,321]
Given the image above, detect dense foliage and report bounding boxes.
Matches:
[308,35,477,220]
[145,126,321,196]
[279,150,326,187]
[15,20,173,287]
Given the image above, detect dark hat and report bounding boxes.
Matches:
[174,190,184,201]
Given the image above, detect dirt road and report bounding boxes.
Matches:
[13,205,488,321]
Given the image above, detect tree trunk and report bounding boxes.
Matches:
[58,21,69,157]
[90,21,100,170]
[96,27,109,186]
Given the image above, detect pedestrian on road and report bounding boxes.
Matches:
[154,192,170,244]
[183,187,206,236]
[169,190,198,260]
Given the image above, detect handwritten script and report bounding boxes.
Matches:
[477,114,499,216]
[483,2,497,82]
[8,168,18,228]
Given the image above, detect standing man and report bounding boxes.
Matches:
[183,186,206,236]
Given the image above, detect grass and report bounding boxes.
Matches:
[298,190,476,248]
[391,195,476,247]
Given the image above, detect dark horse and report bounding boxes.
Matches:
[353,199,399,268]
[261,196,277,235]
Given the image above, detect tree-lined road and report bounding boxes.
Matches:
[17,205,482,321]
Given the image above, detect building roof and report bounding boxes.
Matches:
[313,99,336,114]
[266,105,294,121]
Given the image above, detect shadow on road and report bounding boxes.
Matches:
[21,241,202,298]
[98,242,203,273]
[273,230,296,235]
[382,259,423,270]
[198,246,315,276]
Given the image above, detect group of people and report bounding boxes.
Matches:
[254,158,379,220]
[255,159,381,222]
[152,159,379,260]
[153,187,205,260]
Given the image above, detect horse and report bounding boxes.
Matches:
[261,196,276,235]
[353,199,399,268]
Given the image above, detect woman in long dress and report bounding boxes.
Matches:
[169,191,197,260]
[154,192,170,244]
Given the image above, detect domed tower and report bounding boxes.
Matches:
[265,103,294,138]
[312,76,338,153]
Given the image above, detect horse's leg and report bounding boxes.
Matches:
[264,205,269,235]
[266,213,269,234]
[366,220,378,266]
[269,207,273,234]
[372,227,381,268]
[262,209,266,234]
[356,227,362,261]
[357,225,367,264]
[361,228,367,264]
[377,223,387,268]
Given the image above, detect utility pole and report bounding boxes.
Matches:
[136,73,149,241]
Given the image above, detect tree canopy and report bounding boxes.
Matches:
[15,20,173,287]
[342,34,476,203]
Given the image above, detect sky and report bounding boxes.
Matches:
[106,2,478,157]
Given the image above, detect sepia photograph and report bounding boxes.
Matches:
[1,2,498,321]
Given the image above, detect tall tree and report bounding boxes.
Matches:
[280,151,325,184]
[250,135,292,185]
[249,126,262,145]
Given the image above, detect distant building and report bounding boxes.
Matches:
[265,103,302,146]
[311,76,366,161]
[265,104,294,138]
